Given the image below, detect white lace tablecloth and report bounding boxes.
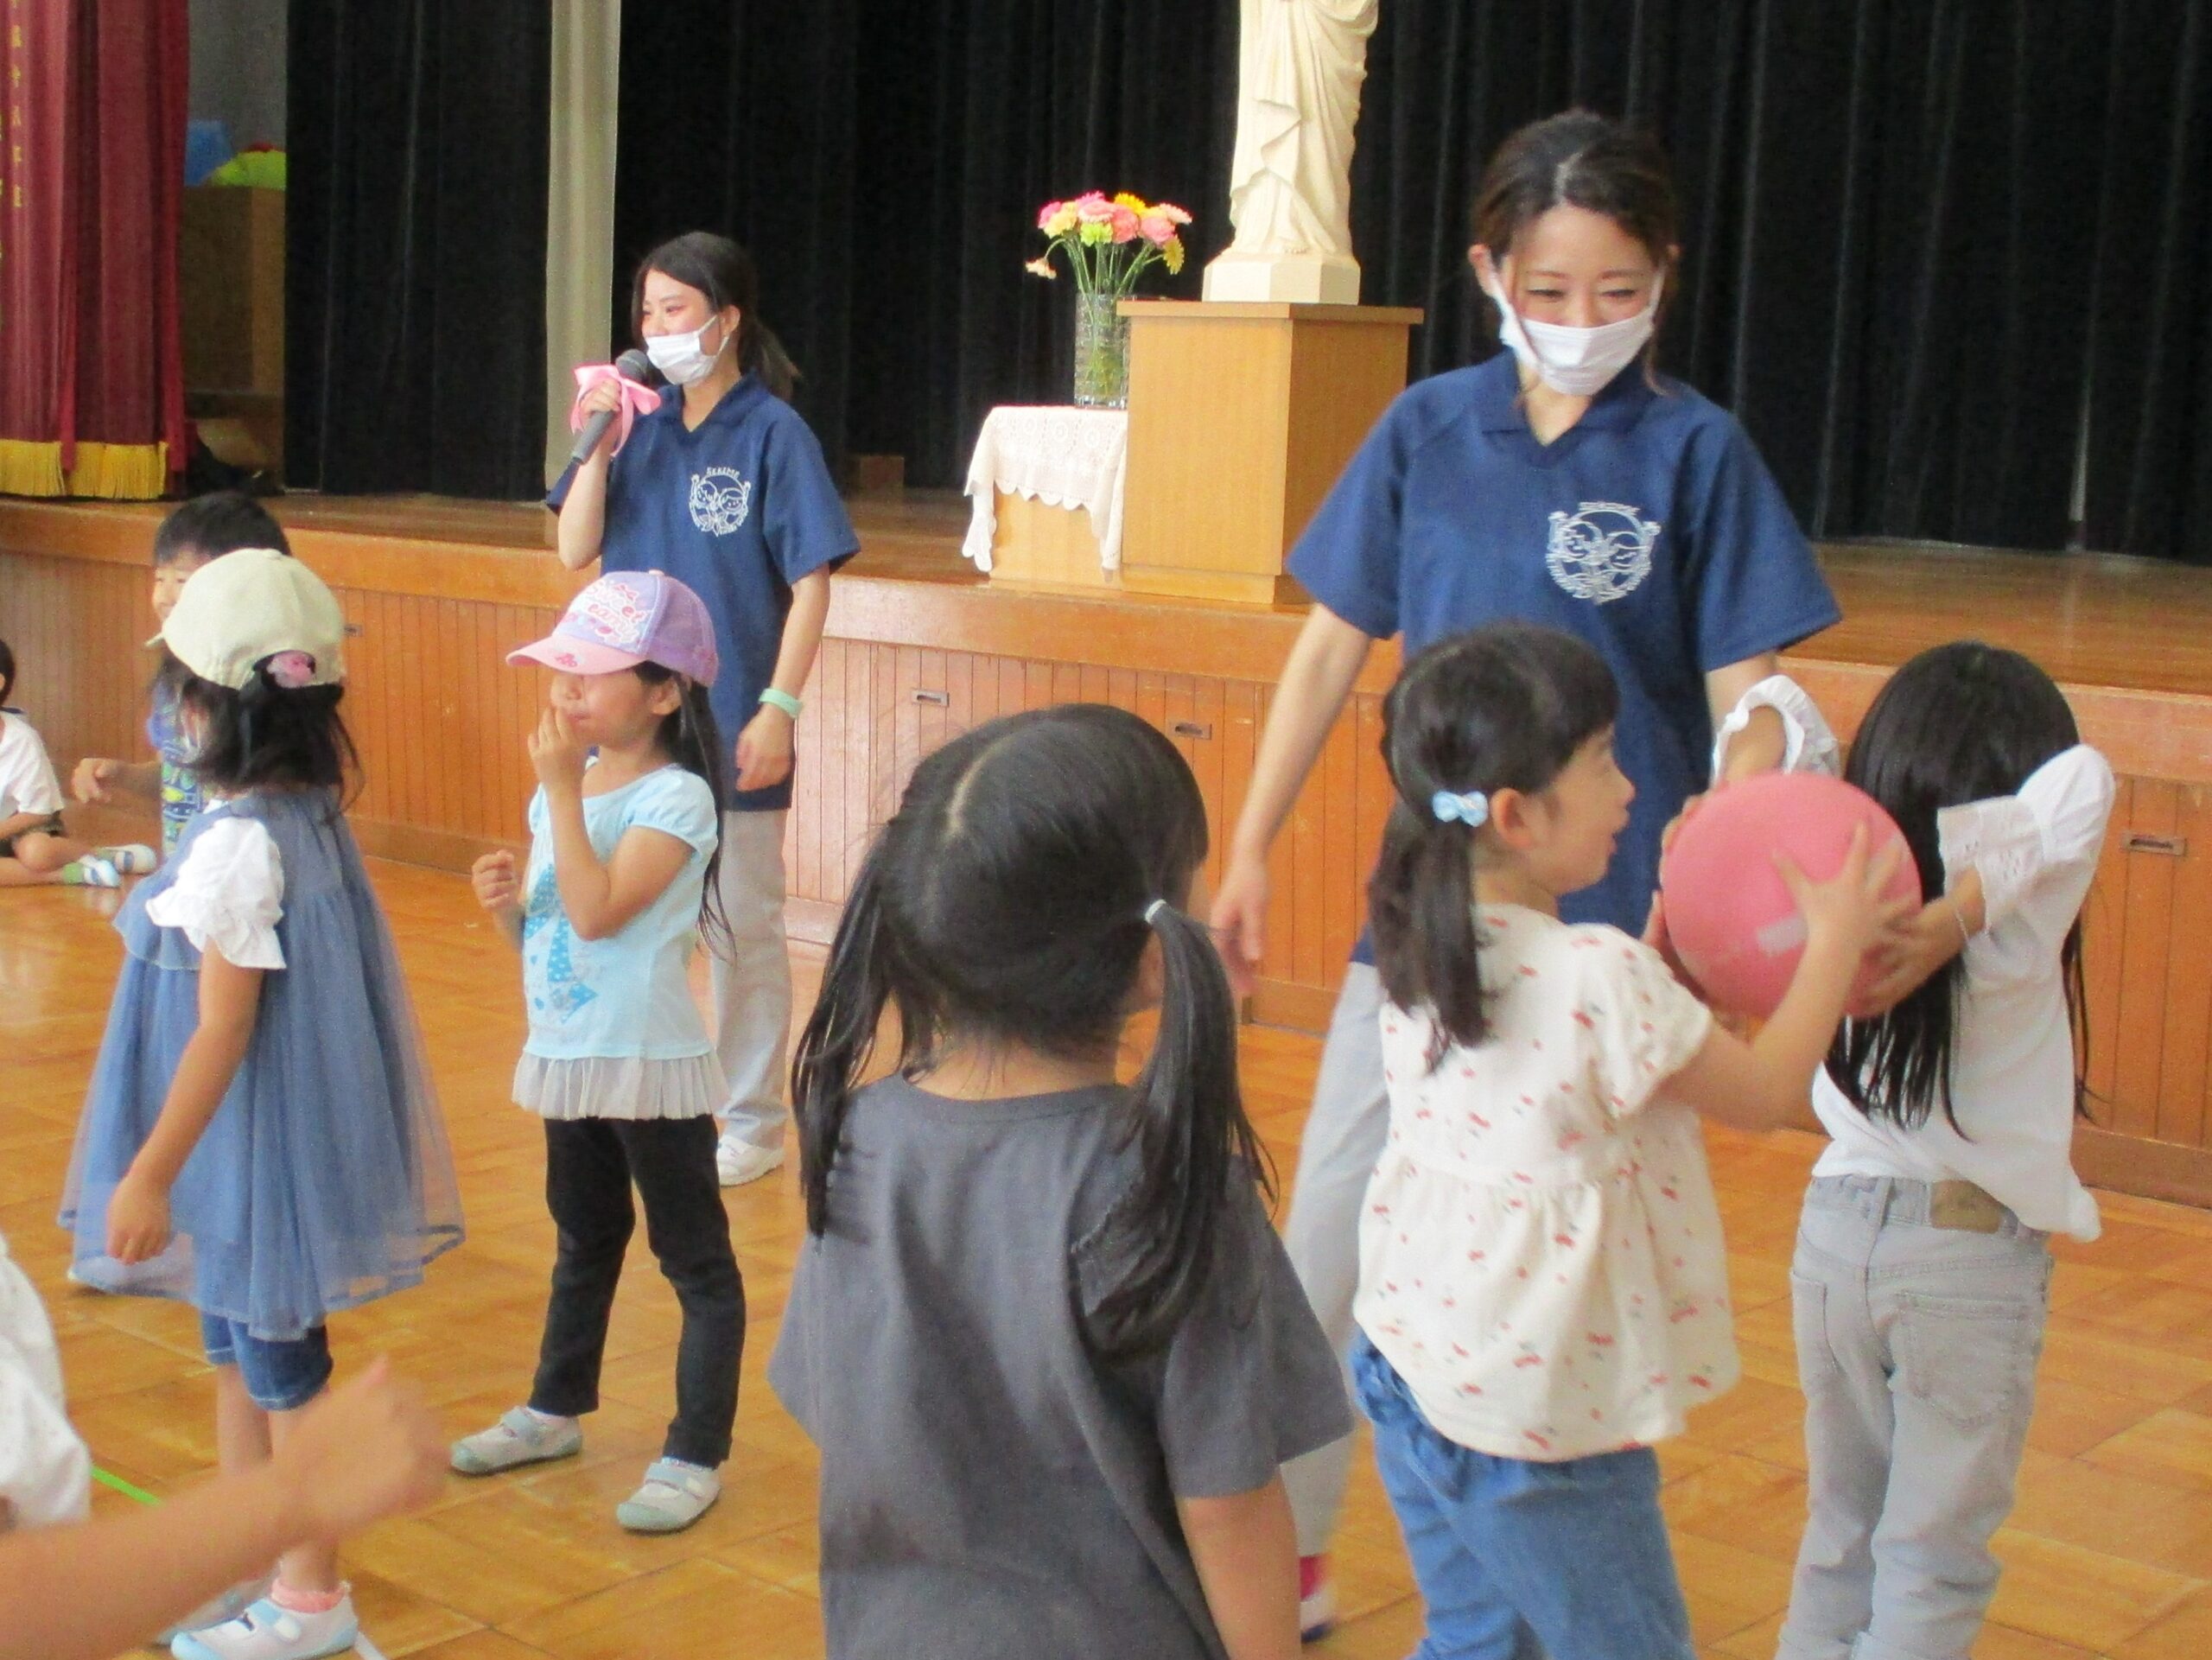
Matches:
[961,405,1129,572]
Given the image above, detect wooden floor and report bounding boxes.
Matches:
[8,847,2212,1659]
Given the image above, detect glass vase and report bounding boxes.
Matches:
[1071,290,1130,409]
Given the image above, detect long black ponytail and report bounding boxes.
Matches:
[789,703,1267,1359]
[1370,626,1620,1065]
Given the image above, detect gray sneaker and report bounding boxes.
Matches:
[450,1407,582,1476]
[614,1458,721,1533]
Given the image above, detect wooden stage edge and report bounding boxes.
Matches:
[7,493,2212,1207]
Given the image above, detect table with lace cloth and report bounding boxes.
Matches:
[960,405,1128,574]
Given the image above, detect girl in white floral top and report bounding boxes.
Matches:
[1350,625,1906,1660]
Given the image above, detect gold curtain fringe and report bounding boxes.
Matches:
[0,440,170,500]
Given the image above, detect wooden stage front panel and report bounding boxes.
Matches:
[5,493,2212,1206]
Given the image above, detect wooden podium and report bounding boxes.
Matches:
[1117,300,1422,605]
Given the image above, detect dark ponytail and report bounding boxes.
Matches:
[788,703,1268,1358]
[1370,626,1620,1065]
[633,231,797,401]
[634,664,734,953]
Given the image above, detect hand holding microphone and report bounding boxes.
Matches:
[569,348,657,468]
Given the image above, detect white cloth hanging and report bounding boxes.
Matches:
[961,406,1129,573]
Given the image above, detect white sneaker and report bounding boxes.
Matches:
[170,1593,358,1660]
[615,1457,721,1533]
[450,1405,582,1476]
[94,843,159,875]
[715,1137,785,1187]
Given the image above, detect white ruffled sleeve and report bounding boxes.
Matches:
[143,814,287,970]
[1710,674,1841,781]
[1939,746,2115,961]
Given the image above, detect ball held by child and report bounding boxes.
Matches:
[1659,772,1922,1018]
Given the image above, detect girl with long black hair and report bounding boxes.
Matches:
[1781,643,2113,1660]
[772,704,1350,1660]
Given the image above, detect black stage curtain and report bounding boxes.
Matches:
[611,1,863,477]
[613,0,1237,490]
[1351,0,2111,552]
[286,1,550,499]
[2082,2,2212,565]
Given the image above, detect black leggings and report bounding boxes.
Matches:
[528,1116,745,1466]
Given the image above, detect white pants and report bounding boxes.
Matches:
[710,810,792,1151]
[1280,962,1392,1557]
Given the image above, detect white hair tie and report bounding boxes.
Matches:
[1143,899,1169,925]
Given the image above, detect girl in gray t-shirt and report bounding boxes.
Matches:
[770,703,1350,1660]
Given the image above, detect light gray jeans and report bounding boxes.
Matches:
[1280,963,1392,1557]
[1777,1175,2053,1660]
[711,809,792,1152]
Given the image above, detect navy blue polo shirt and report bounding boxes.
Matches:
[1291,353,1838,946]
[549,375,858,811]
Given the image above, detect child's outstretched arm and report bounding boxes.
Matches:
[0,1358,443,1660]
[1664,826,1914,1133]
[1179,1475,1301,1660]
[529,709,692,941]
[105,949,263,1264]
[70,756,161,806]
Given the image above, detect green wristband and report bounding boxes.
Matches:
[759,688,804,721]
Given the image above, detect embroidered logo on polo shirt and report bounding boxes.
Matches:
[688,466,753,536]
[1546,502,1659,605]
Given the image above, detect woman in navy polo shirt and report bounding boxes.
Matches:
[1208,112,1844,1634]
[552,232,858,1189]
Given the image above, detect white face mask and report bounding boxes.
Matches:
[1485,263,1662,398]
[645,313,731,387]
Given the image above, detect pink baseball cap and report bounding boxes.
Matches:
[508,569,720,685]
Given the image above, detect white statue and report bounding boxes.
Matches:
[1205,0,1381,306]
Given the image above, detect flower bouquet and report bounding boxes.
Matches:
[1027,192,1192,407]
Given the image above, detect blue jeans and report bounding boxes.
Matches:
[1353,1334,1694,1660]
[200,1313,332,1412]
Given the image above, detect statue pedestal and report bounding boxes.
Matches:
[1116,299,1422,605]
[1203,250,1363,306]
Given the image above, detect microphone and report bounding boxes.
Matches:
[569,349,657,468]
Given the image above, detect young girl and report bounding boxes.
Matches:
[0,637,155,889]
[1352,625,1904,1659]
[58,547,462,1660]
[73,492,295,860]
[552,231,857,1190]
[1205,110,1841,1623]
[771,704,1351,1660]
[1777,644,2113,1660]
[451,570,745,1536]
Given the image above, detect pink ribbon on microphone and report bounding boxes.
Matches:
[569,363,662,457]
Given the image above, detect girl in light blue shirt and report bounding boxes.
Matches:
[452,571,745,1538]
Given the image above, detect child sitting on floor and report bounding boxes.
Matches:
[0,638,153,890]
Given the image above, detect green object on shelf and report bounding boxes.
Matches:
[207,149,286,190]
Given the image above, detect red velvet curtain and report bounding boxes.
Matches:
[0,0,186,498]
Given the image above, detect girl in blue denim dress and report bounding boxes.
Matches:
[60,549,461,1660]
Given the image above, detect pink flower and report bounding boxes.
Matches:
[1024,257,1057,279]
[1036,200,1065,231]
[1109,204,1141,243]
[1073,192,1116,223]
[1152,201,1192,226]
[1139,212,1176,246]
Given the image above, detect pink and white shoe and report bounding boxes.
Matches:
[1299,1553,1337,1643]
